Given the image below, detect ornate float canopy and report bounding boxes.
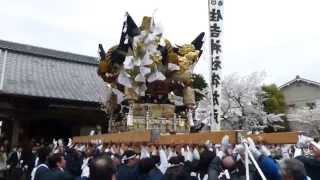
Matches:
[97,13,205,107]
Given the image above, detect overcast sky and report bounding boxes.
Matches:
[1,0,320,86]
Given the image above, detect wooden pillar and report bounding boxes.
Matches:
[11,118,20,147]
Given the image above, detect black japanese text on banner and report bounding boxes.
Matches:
[208,0,223,130]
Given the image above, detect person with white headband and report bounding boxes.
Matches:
[116,150,139,180]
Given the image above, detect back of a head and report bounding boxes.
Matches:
[280,159,307,180]
[165,165,190,180]
[198,149,215,172]
[168,156,181,165]
[90,155,115,180]
[48,153,63,169]
[37,147,51,164]
[222,155,236,170]
[138,158,154,175]
[150,155,160,166]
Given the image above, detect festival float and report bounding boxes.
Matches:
[97,13,206,134]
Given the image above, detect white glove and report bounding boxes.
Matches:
[234,144,245,156]
[53,139,57,148]
[140,146,150,159]
[193,148,200,160]
[111,147,115,154]
[158,149,169,174]
[181,147,187,161]
[247,137,261,159]
[281,145,291,159]
[260,145,271,157]
[167,148,177,160]
[151,148,157,156]
[79,145,86,152]
[58,139,63,147]
[185,146,193,162]
[81,166,90,178]
[67,138,73,148]
[97,144,103,151]
[221,135,230,152]
[120,148,124,156]
[216,150,225,159]
[294,147,303,158]
[89,130,95,136]
[297,135,313,148]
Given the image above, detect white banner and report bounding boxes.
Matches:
[208,0,224,130]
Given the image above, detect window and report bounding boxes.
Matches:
[288,104,296,108]
[306,102,316,110]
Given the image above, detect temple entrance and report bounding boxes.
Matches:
[21,119,74,142]
[0,94,108,147]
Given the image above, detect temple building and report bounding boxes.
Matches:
[280,75,320,111]
[0,39,107,146]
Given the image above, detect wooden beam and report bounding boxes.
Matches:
[247,132,298,144]
[73,131,151,144]
[73,131,299,145]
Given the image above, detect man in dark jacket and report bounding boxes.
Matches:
[296,154,320,180]
[198,147,215,179]
[7,146,23,180]
[165,156,193,180]
[117,150,139,180]
[44,153,73,180]
[295,142,320,180]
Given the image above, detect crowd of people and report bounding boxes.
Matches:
[0,134,319,180]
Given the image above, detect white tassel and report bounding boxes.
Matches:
[140,66,151,76]
[117,71,132,88]
[135,73,145,82]
[141,54,153,66]
[124,56,134,69]
[148,70,166,82]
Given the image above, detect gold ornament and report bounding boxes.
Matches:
[140,16,152,31]
[178,56,191,72]
[97,60,111,76]
[178,44,195,56]
[185,51,199,63]
[167,52,179,64]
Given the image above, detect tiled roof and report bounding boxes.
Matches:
[0,40,107,103]
[0,39,98,65]
[280,75,320,89]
